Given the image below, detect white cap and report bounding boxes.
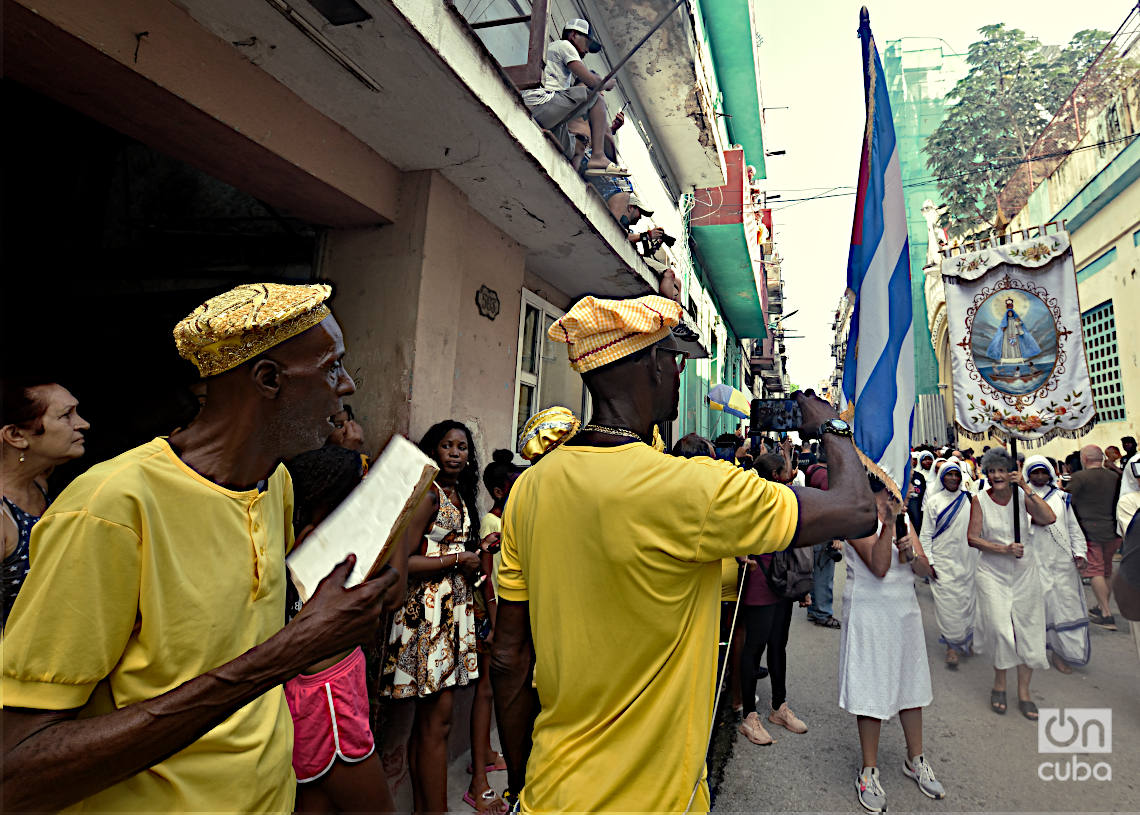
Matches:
[565,18,591,36]
[628,193,654,217]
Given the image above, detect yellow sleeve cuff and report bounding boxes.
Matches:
[1,675,97,711]
[495,584,529,603]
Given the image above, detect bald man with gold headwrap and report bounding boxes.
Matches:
[2,284,399,813]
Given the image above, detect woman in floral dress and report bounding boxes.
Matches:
[384,420,500,813]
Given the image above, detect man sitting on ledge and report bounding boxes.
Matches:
[522,18,629,178]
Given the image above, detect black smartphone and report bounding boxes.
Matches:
[894,513,908,541]
[750,399,803,432]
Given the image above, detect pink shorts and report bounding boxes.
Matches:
[284,647,375,782]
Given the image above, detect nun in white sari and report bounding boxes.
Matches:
[920,461,976,667]
[1023,456,1090,672]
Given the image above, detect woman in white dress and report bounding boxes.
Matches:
[1023,456,1090,673]
[968,448,1055,720]
[920,460,976,668]
[839,475,945,813]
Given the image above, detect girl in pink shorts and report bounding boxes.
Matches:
[283,446,437,812]
[285,647,376,784]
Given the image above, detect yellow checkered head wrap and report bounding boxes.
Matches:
[548,295,682,373]
[517,407,581,461]
[174,283,332,377]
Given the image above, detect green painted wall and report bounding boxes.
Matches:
[690,222,768,338]
[698,0,765,179]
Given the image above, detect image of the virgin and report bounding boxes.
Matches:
[986,297,1042,373]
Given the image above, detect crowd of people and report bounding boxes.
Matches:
[906,439,1138,675]
[2,279,1137,815]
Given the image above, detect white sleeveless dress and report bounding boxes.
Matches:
[974,489,1048,670]
[838,519,933,719]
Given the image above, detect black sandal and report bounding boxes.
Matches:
[990,690,1007,714]
[813,616,841,629]
[1019,700,1039,721]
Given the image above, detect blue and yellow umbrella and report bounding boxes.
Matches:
[707,384,750,420]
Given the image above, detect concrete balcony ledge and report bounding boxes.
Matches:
[587,0,729,189]
[174,0,660,299]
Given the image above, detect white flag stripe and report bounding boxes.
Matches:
[853,148,908,400]
[881,325,916,487]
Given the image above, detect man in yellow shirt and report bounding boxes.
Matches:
[2,284,400,812]
[492,295,877,812]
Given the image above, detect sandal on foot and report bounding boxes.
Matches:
[990,689,1007,714]
[583,161,631,177]
[813,615,841,629]
[467,753,509,774]
[946,650,959,669]
[464,788,507,814]
[1019,700,1039,721]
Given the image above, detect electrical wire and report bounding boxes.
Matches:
[769,132,1139,210]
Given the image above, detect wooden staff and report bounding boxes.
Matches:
[1010,437,1022,557]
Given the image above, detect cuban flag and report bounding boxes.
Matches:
[841,11,914,498]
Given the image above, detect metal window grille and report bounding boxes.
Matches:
[1080,300,1126,422]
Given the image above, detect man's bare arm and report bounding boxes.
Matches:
[2,558,393,812]
[491,599,538,798]
[788,391,876,546]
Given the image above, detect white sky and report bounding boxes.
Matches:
[754,0,1129,392]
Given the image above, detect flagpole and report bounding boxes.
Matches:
[858,7,872,104]
[1010,437,1022,556]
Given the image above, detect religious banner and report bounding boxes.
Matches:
[942,231,1095,446]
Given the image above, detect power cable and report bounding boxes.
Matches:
[769,132,1138,210]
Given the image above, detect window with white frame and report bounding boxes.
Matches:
[1081,300,1126,422]
[513,289,588,443]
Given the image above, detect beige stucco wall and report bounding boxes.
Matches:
[320,173,435,450]
[323,170,528,470]
[411,173,526,458]
[7,0,400,226]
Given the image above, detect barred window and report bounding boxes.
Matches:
[1080,300,1126,422]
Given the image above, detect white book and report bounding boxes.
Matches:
[287,435,439,602]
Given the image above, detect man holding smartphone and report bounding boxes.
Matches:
[491,294,877,813]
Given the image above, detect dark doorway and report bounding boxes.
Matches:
[2,80,320,487]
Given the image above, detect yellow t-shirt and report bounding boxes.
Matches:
[1,438,297,813]
[480,511,503,595]
[720,558,741,601]
[498,443,798,813]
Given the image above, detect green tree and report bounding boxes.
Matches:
[923,24,1110,238]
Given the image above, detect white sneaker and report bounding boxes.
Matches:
[903,754,946,799]
[856,766,887,813]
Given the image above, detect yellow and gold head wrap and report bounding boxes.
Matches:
[517,406,581,462]
[174,283,333,377]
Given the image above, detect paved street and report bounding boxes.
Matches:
[715,566,1140,813]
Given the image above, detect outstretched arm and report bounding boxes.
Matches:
[788,391,877,546]
[491,599,538,798]
[2,559,394,812]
